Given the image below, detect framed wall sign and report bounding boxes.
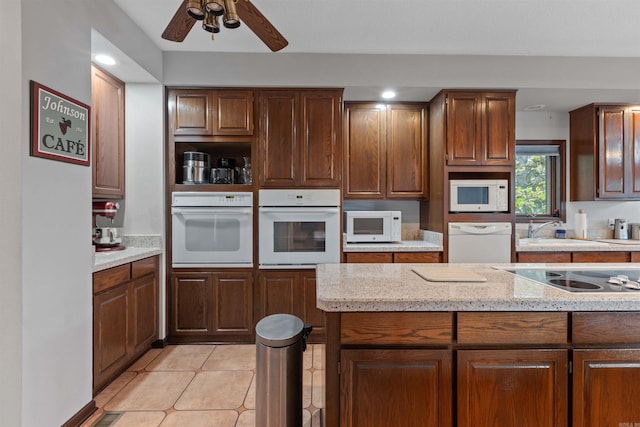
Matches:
[30,80,91,166]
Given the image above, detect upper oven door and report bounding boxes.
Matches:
[171,206,253,267]
[259,207,341,267]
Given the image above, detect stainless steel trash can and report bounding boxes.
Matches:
[255,314,312,427]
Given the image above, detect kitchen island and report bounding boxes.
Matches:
[317,263,640,427]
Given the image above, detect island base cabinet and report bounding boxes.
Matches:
[457,349,568,427]
[573,349,640,427]
[340,349,452,427]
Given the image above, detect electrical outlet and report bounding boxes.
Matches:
[608,218,616,228]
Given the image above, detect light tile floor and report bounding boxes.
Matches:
[82,344,325,427]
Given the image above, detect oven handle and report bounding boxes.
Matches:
[172,207,252,215]
[259,207,339,214]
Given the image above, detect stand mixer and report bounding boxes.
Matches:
[92,201,125,252]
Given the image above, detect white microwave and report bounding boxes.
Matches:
[449,179,509,212]
[344,211,402,243]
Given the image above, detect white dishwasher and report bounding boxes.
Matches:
[448,222,512,263]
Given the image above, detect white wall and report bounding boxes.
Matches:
[19,1,162,425]
[124,83,166,336]
[0,0,23,425]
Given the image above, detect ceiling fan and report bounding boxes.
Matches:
[162,0,288,52]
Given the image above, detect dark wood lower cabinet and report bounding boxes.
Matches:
[340,349,451,427]
[573,349,640,427]
[257,269,325,343]
[93,256,159,394]
[170,270,253,342]
[457,349,568,427]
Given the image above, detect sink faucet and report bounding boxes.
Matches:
[528,220,560,239]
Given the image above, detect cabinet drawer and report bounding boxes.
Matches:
[573,312,640,345]
[393,252,441,263]
[132,256,158,279]
[345,252,393,263]
[341,312,453,345]
[457,312,568,345]
[517,252,571,263]
[572,251,630,263]
[93,264,131,294]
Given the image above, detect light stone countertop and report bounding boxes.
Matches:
[93,235,163,272]
[316,262,640,312]
[343,240,442,253]
[516,239,640,252]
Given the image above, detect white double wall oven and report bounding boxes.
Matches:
[171,189,342,269]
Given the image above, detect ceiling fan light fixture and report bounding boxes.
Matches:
[204,0,225,16]
[222,0,241,28]
[202,12,221,33]
[186,0,206,20]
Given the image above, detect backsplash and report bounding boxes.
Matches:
[122,234,163,248]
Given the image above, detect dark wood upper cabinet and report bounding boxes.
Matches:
[259,89,343,188]
[570,103,640,200]
[445,91,515,166]
[91,64,125,199]
[168,89,254,137]
[344,102,427,199]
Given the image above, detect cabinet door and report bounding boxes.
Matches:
[212,90,254,135]
[93,283,130,392]
[257,271,301,319]
[343,103,386,198]
[299,90,342,187]
[573,349,640,427]
[91,65,125,199]
[386,104,427,198]
[259,91,297,187]
[629,106,640,197]
[169,89,213,136]
[170,273,214,336]
[598,106,627,198]
[445,92,483,166]
[341,349,452,427]
[130,273,158,356]
[457,349,568,427]
[300,271,325,342]
[482,92,515,165]
[212,272,253,339]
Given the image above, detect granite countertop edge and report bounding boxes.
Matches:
[343,240,443,252]
[93,247,163,272]
[516,240,640,252]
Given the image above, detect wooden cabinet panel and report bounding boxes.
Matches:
[386,104,427,198]
[446,93,482,166]
[91,64,125,199]
[131,274,158,355]
[341,349,452,427]
[393,252,441,263]
[301,271,325,341]
[93,284,129,392]
[344,252,393,263]
[93,263,130,294]
[457,349,568,427]
[341,312,453,346]
[516,252,572,263]
[573,349,640,427]
[258,270,300,317]
[171,273,213,334]
[171,90,213,136]
[132,256,158,279]
[299,91,342,187]
[259,91,297,186]
[213,273,253,336]
[631,107,640,196]
[213,90,254,135]
[457,312,568,345]
[632,252,640,262]
[343,104,386,198]
[572,251,630,263]
[599,106,626,197]
[483,93,515,165]
[572,312,640,345]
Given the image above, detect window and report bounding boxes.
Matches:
[515,140,566,221]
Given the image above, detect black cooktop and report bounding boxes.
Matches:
[504,269,640,293]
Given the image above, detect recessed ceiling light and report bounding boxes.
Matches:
[523,104,546,111]
[94,54,116,66]
[381,90,396,99]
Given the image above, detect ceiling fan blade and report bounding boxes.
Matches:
[235,0,289,52]
[162,0,197,42]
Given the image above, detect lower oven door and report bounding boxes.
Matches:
[259,207,340,268]
[172,206,253,268]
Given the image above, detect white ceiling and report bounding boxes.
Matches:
[106,0,640,110]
